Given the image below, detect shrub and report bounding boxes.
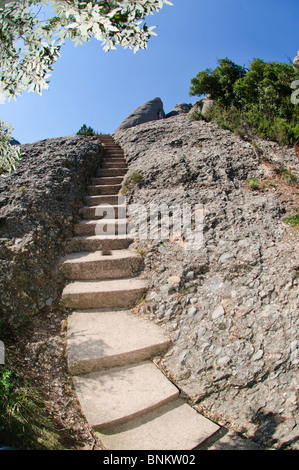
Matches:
[284,214,299,226]
[190,58,299,146]
[76,124,97,136]
[0,367,62,449]
[246,178,262,190]
[121,171,143,194]
[0,120,22,174]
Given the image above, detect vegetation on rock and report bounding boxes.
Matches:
[190,58,299,146]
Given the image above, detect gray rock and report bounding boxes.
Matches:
[114,113,299,450]
[166,103,192,118]
[293,51,299,69]
[201,96,214,115]
[10,137,21,145]
[0,135,104,327]
[114,97,165,132]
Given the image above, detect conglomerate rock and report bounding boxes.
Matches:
[114,115,299,449]
[0,135,104,326]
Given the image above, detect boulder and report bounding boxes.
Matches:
[10,137,20,145]
[114,98,165,133]
[201,96,214,115]
[166,103,192,118]
[188,96,214,117]
[293,51,299,69]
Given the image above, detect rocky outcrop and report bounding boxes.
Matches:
[10,137,20,146]
[114,97,165,133]
[293,51,299,69]
[0,135,104,326]
[166,103,192,118]
[190,96,214,116]
[114,115,299,449]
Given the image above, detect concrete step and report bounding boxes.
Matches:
[104,156,124,159]
[72,362,179,431]
[104,154,125,158]
[96,398,220,450]
[79,205,126,220]
[84,194,123,206]
[61,277,147,309]
[101,160,126,165]
[104,152,125,156]
[87,184,121,196]
[74,219,129,236]
[100,163,127,169]
[67,310,170,374]
[91,177,124,185]
[65,235,133,254]
[206,429,264,450]
[100,137,116,141]
[97,169,127,177]
[61,250,144,280]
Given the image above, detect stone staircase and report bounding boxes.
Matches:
[60,135,220,450]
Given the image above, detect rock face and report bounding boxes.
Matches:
[114,115,299,450]
[293,51,299,69]
[114,97,165,133]
[0,135,104,326]
[166,103,192,118]
[201,95,214,115]
[190,96,214,116]
[10,137,21,145]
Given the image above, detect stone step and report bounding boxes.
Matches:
[91,176,124,185]
[87,184,122,196]
[85,194,123,206]
[74,219,129,236]
[99,138,115,143]
[61,250,144,280]
[102,152,125,157]
[100,163,127,169]
[67,310,170,374]
[100,141,120,146]
[104,154,125,158]
[104,152,126,161]
[72,362,179,431]
[96,398,220,450]
[206,430,264,450]
[65,235,133,254]
[102,153,125,157]
[101,159,125,165]
[97,168,127,177]
[61,277,147,309]
[79,205,126,220]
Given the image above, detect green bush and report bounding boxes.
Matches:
[284,214,299,226]
[76,124,97,136]
[0,120,22,174]
[0,366,67,450]
[190,58,299,146]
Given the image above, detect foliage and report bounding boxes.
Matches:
[190,58,247,108]
[284,214,299,226]
[0,0,173,101]
[0,367,64,449]
[76,123,97,136]
[0,1,172,173]
[246,178,262,190]
[190,58,299,146]
[121,170,142,194]
[0,119,22,173]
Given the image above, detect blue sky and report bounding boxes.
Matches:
[1,0,298,144]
